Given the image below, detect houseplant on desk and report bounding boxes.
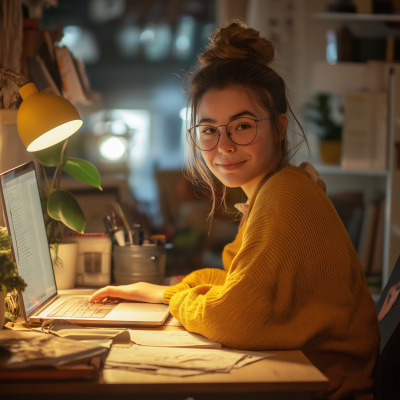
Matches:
[33,139,102,289]
[306,93,343,164]
[0,227,26,327]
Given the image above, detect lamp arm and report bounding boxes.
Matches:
[0,66,28,87]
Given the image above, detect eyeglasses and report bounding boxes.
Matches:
[188,117,270,151]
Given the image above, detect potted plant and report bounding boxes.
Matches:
[33,139,102,289]
[305,93,343,164]
[0,227,26,327]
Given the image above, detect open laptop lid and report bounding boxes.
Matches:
[0,162,58,322]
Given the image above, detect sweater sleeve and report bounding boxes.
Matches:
[166,274,270,348]
[163,268,227,304]
[165,178,283,348]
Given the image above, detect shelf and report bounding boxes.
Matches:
[312,12,400,22]
[314,164,388,176]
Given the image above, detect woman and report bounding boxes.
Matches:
[90,21,379,400]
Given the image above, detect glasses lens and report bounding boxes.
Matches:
[227,118,257,145]
[191,125,219,151]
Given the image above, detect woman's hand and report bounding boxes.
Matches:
[88,282,170,304]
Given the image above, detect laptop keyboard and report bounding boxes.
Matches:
[47,297,119,319]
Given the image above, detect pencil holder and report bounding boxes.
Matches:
[112,244,166,285]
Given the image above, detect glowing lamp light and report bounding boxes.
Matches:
[100,137,127,160]
[17,83,83,152]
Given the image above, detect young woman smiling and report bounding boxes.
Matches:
[90,21,379,400]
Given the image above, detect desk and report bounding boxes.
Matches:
[1,293,329,400]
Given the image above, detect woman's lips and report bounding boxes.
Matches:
[216,160,247,171]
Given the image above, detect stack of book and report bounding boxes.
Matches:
[22,27,98,105]
[0,330,109,381]
[330,192,385,281]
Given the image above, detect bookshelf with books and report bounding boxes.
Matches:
[306,1,400,298]
[310,64,400,299]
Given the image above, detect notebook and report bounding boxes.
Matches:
[0,162,170,326]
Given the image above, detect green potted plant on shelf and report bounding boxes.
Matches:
[0,227,27,327]
[33,139,102,290]
[305,93,343,164]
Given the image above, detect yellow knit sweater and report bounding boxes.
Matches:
[163,166,380,400]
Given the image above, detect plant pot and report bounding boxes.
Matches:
[0,297,4,329]
[320,140,342,164]
[50,243,78,290]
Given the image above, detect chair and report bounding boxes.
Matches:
[373,254,400,400]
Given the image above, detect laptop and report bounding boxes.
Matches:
[0,162,170,327]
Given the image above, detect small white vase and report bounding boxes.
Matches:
[0,297,5,329]
[50,243,78,290]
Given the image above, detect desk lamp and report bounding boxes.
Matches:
[0,66,82,151]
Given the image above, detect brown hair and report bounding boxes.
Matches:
[183,20,309,221]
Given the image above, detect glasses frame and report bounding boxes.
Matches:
[187,117,270,151]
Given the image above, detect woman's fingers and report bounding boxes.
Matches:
[88,286,120,302]
[87,283,167,304]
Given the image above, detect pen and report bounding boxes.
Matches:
[106,213,118,232]
[111,212,117,227]
[103,216,115,243]
[133,224,141,245]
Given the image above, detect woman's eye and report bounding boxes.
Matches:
[202,127,217,134]
[237,124,251,130]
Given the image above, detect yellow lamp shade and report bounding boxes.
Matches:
[17,83,83,152]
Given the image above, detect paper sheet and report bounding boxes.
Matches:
[105,344,273,376]
[105,363,207,377]
[128,330,221,348]
[33,325,131,344]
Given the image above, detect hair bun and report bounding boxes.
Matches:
[199,20,275,67]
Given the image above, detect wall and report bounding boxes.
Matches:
[0,113,35,227]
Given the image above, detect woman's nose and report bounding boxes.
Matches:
[218,126,235,153]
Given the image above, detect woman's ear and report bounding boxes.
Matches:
[275,114,288,143]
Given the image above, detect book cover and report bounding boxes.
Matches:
[26,55,61,95]
[369,197,386,274]
[357,201,379,273]
[38,33,63,93]
[341,91,388,171]
[54,46,87,103]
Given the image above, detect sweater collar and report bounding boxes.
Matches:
[234,163,326,217]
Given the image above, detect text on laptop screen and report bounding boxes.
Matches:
[1,169,56,316]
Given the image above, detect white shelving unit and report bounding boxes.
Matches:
[312,12,400,22]
[314,164,388,177]
[307,11,400,293]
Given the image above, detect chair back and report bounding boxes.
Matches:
[374,255,400,400]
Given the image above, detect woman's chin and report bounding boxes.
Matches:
[217,176,246,188]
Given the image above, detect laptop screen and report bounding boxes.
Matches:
[1,164,56,316]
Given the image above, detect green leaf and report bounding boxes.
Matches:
[63,158,102,190]
[47,189,86,234]
[32,141,65,166]
[111,201,130,231]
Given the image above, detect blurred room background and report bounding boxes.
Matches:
[1,0,400,298]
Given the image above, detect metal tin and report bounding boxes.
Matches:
[112,244,166,285]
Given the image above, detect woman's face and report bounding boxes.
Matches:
[197,87,285,199]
